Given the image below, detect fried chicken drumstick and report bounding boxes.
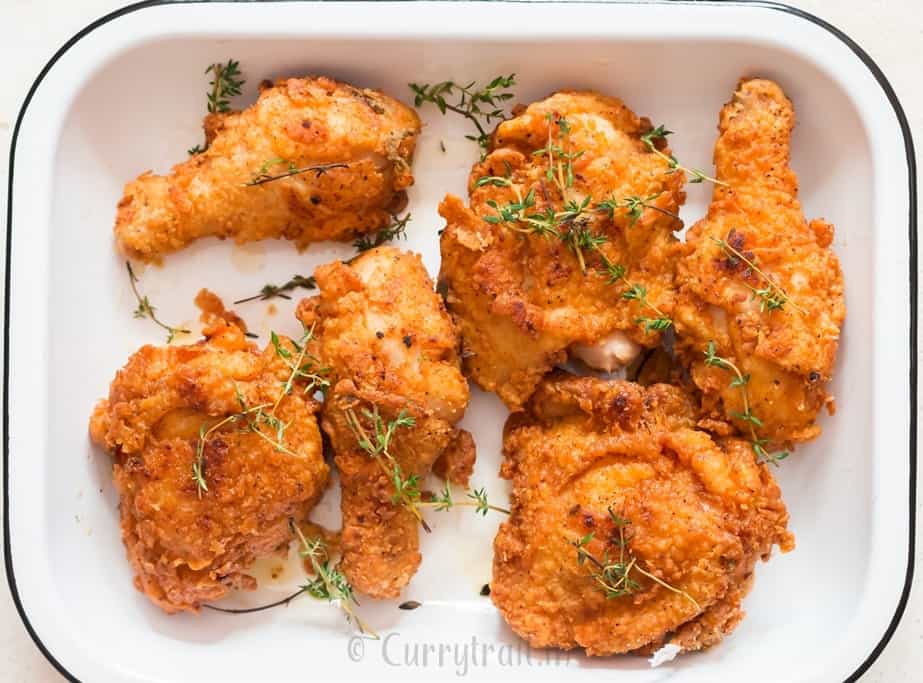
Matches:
[492,374,793,656]
[674,79,845,445]
[115,76,420,261]
[296,246,472,598]
[439,90,685,410]
[89,322,329,614]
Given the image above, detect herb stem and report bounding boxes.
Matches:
[244,161,348,187]
[710,234,805,314]
[647,145,729,187]
[234,275,316,305]
[345,406,431,533]
[704,341,789,466]
[126,262,190,343]
[633,563,701,611]
[202,590,306,614]
[292,523,378,638]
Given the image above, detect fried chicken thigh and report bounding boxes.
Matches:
[296,247,471,598]
[439,91,685,410]
[674,79,845,444]
[89,323,329,613]
[492,374,793,656]
[115,76,420,261]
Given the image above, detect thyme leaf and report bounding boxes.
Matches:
[234,275,317,305]
[126,262,190,343]
[244,159,348,187]
[409,75,516,157]
[353,213,412,252]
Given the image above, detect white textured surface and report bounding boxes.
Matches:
[0,1,919,681]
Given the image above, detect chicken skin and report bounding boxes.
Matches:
[674,79,845,445]
[89,322,329,614]
[115,76,420,261]
[439,90,685,410]
[296,247,471,598]
[492,374,793,656]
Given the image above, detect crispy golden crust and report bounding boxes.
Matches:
[432,427,476,487]
[88,323,328,614]
[322,381,457,597]
[438,91,685,410]
[673,79,845,444]
[115,76,420,261]
[491,374,793,656]
[194,288,248,333]
[296,247,470,597]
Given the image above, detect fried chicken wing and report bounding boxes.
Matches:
[296,247,471,598]
[438,91,685,410]
[492,374,793,656]
[674,79,845,444]
[89,323,329,613]
[115,76,420,261]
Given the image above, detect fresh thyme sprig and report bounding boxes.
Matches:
[640,125,728,187]
[475,115,675,335]
[409,75,516,157]
[572,509,700,610]
[345,406,430,532]
[622,283,673,334]
[188,60,245,156]
[596,192,680,227]
[703,341,790,466]
[535,113,584,200]
[483,188,559,239]
[126,262,190,343]
[353,213,412,252]
[192,324,329,496]
[206,59,245,114]
[234,275,317,304]
[710,230,805,314]
[201,520,373,629]
[292,522,377,638]
[591,253,673,333]
[193,402,270,497]
[270,325,331,402]
[421,482,510,516]
[244,158,349,187]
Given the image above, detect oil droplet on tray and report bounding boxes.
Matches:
[231,242,266,273]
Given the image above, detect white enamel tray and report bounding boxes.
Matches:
[4,2,916,682]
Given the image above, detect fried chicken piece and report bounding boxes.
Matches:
[115,76,420,261]
[89,322,328,613]
[492,374,793,656]
[438,91,685,410]
[296,247,471,598]
[194,287,249,333]
[673,79,845,444]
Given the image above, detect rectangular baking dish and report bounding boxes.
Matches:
[4,1,916,681]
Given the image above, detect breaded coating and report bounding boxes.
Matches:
[89,323,329,613]
[492,374,793,656]
[194,287,249,333]
[439,91,685,410]
[115,76,420,261]
[674,79,845,444]
[296,247,471,598]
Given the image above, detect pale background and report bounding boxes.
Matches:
[0,1,919,681]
